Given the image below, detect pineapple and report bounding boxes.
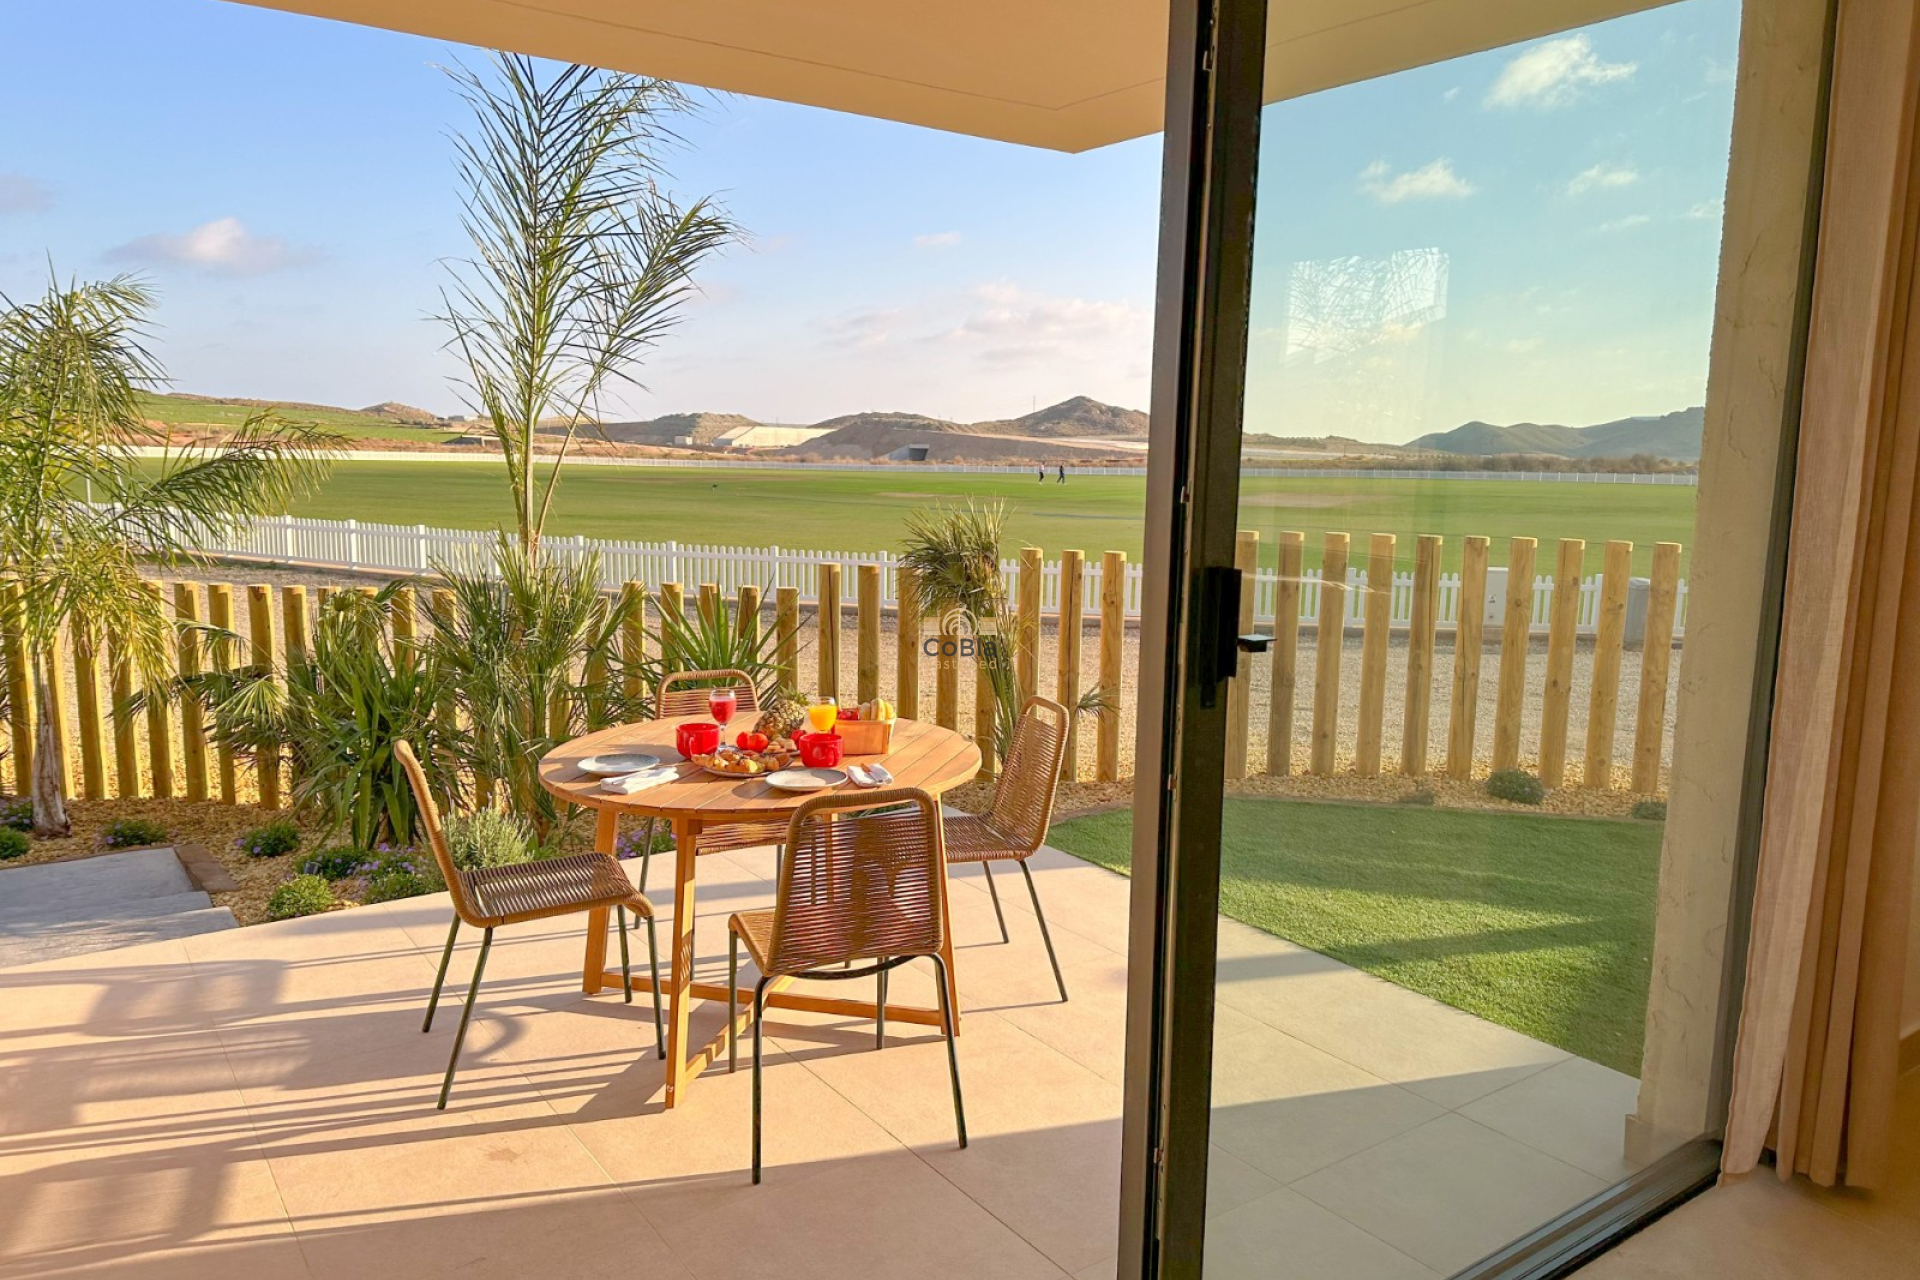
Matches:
[753,690,809,740]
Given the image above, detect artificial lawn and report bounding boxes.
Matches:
[1047,798,1663,1073]
[278,462,1696,575]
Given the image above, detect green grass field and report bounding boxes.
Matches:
[137,393,464,443]
[281,461,1697,574]
[1047,798,1663,1072]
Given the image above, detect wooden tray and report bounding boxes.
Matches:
[834,718,895,756]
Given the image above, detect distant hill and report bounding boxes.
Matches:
[359,402,442,425]
[1409,407,1703,461]
[974,396,1148,439]
[136,392,462,442]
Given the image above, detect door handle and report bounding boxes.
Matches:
[1194,566,1242,707]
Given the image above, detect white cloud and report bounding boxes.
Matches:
[0,173,52,214]
[1567,163,1639,196]
[938,281,1149,368]
[1599,214,1653,232]
[1487,35,1636,109]
[820,307,902,351]
[1442,86,1461,103]
[1358,159,1476,204]
[108,217,316,275]
[1687,199,1724,220]
[913,231,962,249]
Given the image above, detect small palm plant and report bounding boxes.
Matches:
[0,274,337,835]
[440,53,735,565]
[641,586,786,707]
[187,587,450,849]
[899,501,1107,763]
[427,539,639,840]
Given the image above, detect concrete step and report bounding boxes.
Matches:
[0,848,196,916]
[0,847,238,969]
[0,906,238,968]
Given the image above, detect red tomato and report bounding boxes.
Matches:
[838,707,859,720]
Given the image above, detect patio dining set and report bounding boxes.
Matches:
[392,671,1074,1184]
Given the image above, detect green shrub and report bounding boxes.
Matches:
[0,797,30,832]
[302,845,369,880]
[236,819,302,859]
[1485,769,1546,806]
[267,874,336,920]
[101,817,170,849]
[359,850,440,904]
[1631,798,1669,822]
[1396,788,1437,807]
[443,808,534,871]
[0,828,29,861]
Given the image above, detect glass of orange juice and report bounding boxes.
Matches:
[807,694,838,733]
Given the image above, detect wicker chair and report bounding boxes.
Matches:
[943,696,1072,1002]
[636,669,785,889]
[726,788,965,1183]
[393,739,665,1110]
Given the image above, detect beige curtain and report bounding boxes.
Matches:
[1723,0,1920,1191]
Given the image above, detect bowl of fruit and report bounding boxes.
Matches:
[833,698,898,755]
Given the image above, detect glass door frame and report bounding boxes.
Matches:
[1117,0,1835,1276]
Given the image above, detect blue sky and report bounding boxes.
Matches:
[0,0,1735,439]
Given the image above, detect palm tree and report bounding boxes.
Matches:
[440,54,735,563]
[0,275,338,835]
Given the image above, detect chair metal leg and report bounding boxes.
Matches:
[1019,858,1069,1002]
[437,927,493,1110]
[637,817,657,892]
[616,905,633,1004]
[981,862,1009,944]
[751,977,770,1183]
[728,931,740,1073]
[424,915,460,1032]
[876,963,888,1048]
[930,953,967,1149]
[645,914,665,1058]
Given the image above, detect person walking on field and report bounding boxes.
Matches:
[1038,466,1045,483]
[1057,464,1067,484]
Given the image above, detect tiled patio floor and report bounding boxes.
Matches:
[0,840,1642,1279]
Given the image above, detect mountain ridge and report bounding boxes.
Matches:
[1407,406,1703,461]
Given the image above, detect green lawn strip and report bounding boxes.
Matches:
[264,462,1696,575]
[136,392,463,443]
[1047,798,1662,1073]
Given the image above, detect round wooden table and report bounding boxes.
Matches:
[539,714,981,1107]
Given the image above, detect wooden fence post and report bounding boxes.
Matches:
[108,629,140,798]
[935,635,959,732]
[1056,549,1085,781]
[775,586,800,692]
[1491,537,1537,773]
[738,584,762,648]
[1097,550,1127,782]
[247,585,281,809]
[143,581,175,800]
[1402,535,1441,776]
[585,593,612,732]
[895,567,921,720]
[1017,547,1043,703]
[817,563,841,701]
[1356,533,1395,777]
[1267,532,1304,775]
[173,583,209,803]
[1447,536,1491,780]
[698,583,720,627]
[1310,533,1349,775]
[1633,542,1684,792]
[660,582,684,629]
[1226,531,1259,780]
[1539,539,1585,788]
[620,581,646,705]
[1584,540,1633,788]
[2,583,33,794]
[73,628,107,801]
[857,565,881,704]
[206,584,238,803]
[389,586,418,645]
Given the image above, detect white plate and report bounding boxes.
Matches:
[578,753,660,777]
[765,767,848,792]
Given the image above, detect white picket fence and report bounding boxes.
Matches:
[187,512,1688,636]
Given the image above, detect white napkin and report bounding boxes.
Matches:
[599,766,680,795]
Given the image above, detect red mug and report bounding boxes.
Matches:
[676,721,721,758]
[798,732,843,768]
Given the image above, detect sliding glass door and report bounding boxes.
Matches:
[1121,0,1827,1275]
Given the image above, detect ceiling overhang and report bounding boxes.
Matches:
[231,0,1677,151]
